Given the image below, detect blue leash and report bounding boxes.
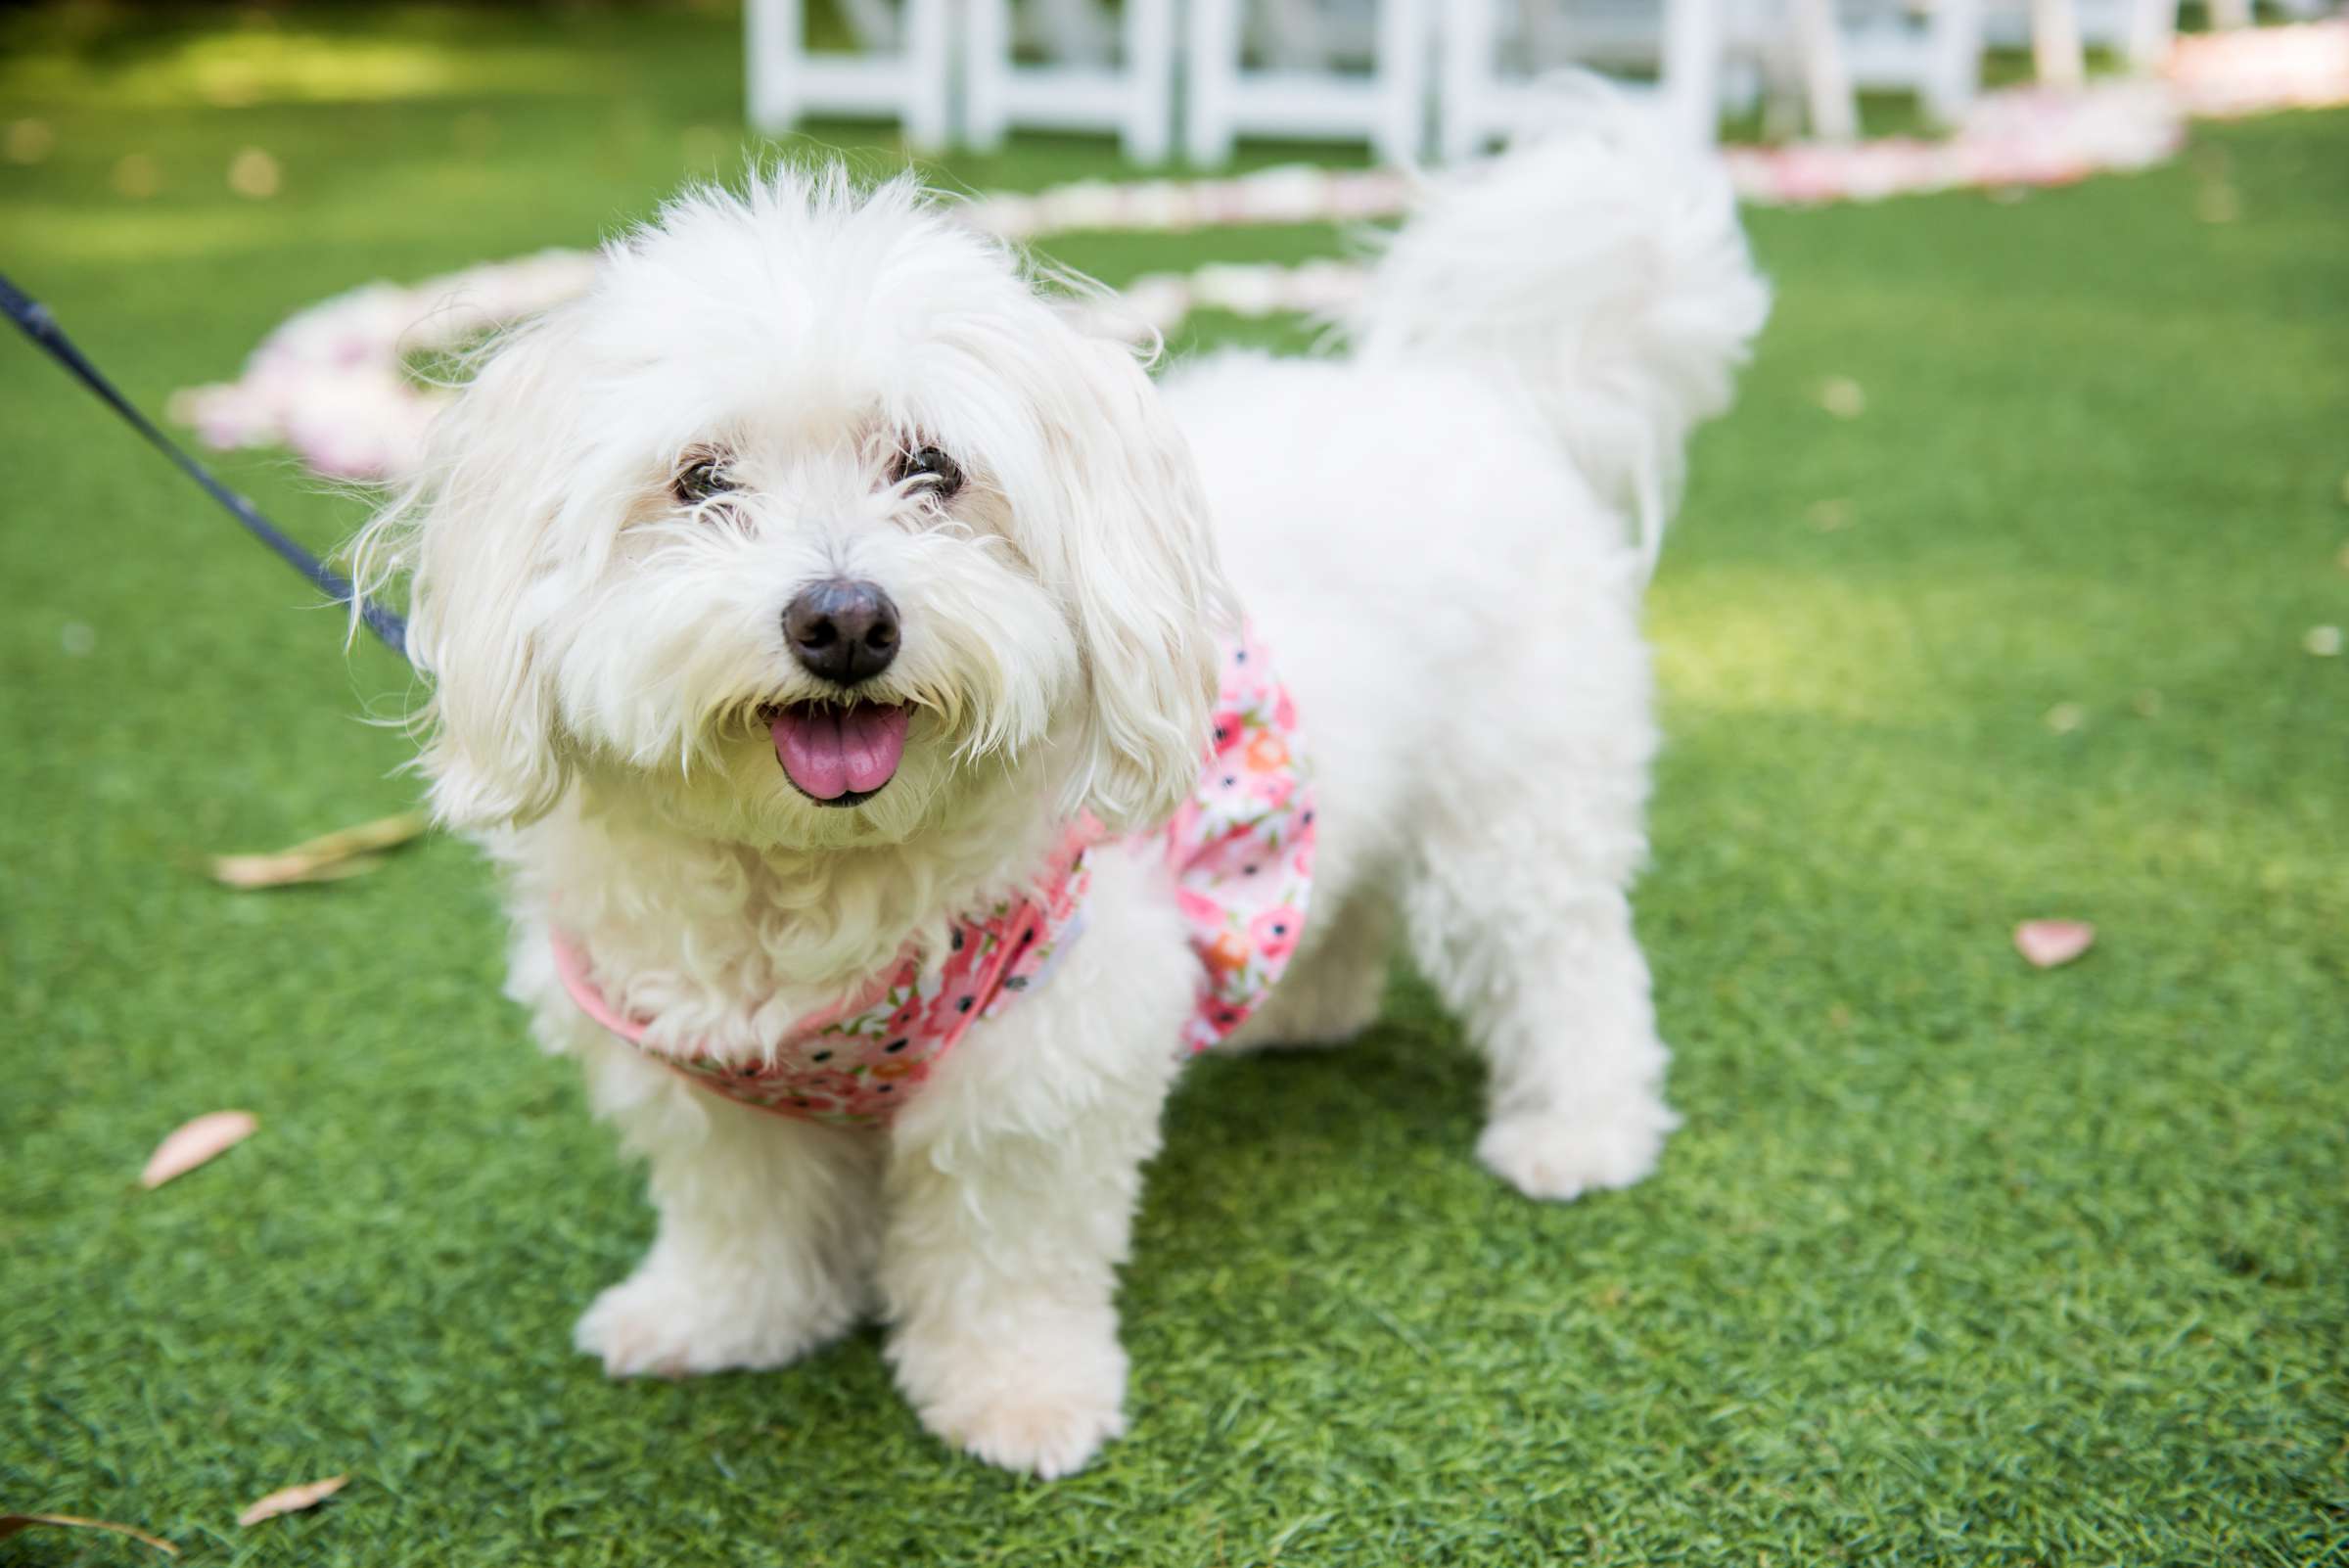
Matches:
[1,268,410,660]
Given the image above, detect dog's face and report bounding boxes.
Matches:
[364,173,1227,851]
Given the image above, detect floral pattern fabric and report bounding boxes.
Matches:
[1168,632,1315,1053]
[552,630,1314,1128]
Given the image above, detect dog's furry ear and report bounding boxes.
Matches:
[352,310,587,830]
[1028,334,1231,833]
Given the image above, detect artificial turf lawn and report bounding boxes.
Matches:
[3,6,2345,1563]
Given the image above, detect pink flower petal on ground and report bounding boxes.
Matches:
[2014,920,2096,969]
[236,1476,346,1528]
[139,1111,258,1188]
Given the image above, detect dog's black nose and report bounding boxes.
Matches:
[784,578,899,685]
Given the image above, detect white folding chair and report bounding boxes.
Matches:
[963,0,1179,162]
[1871,0,2195,130]
[1442,0,1705,156]
[1835,0,1967,124]
[1441,0,1860,152]
[1977,0,2184,72]
[1185,0,1435,166]
[1840,0,2122,127]
[745,0,956,149]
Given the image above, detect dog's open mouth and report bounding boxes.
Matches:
[763,701,910,807]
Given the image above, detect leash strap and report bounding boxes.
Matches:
[0,268,409,660]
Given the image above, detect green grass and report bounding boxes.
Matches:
[4,6,2345,1564]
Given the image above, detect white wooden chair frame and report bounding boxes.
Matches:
[1437,0,1888,152]
[964,0,1178,162]
[1186,0,1435,165]
[746,0,955,149]
[746,0,2203,173]
[1442,0,1767,154]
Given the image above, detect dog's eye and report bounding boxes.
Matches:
[672,451,734,505]
[893,445,964,500]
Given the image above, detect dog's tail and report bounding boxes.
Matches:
[1352,76,1771,576]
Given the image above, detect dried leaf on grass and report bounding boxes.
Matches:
[0,1513,178,1554]
[227,146,281,199]
[2015,920,2096,969]
[237,1476,347,1528]
[140,1110,258,1189]
[210,810,429,890]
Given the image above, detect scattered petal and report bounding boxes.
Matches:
[0,1513,177,1555]
[2044,701,2086,734]
[4,117,55,164]
[1819,377,1867,418]
[237,1476,346,1528]
[112,153,161,199]
[2015,919,2096,968]
[60,622,96,657]
[209,810,430,890]
[228,148,281,200]
[140,1110,258,1189]
[2306,624,2343,657]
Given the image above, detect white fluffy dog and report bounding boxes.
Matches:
[354,89,1767,1478]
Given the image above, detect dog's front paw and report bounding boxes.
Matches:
[576,1258,857,1379]
[934,1372,1128,1480]
[1478,1093,1680,1203]
[892,1314,1128,1479]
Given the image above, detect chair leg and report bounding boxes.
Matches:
[1789,0,1859,140]
[746,0,802,131]
[2031,0,2087,87]
[1661,0,1727,147]
[1372,0,1433,166]
[962,0,1012,151]
[1924,0,1983,126]
[1185,0,1242,165]
[902,0,955,151]
[2124,0,2179,69]
[1438,0,1499,161]
[1124,0,1176,163]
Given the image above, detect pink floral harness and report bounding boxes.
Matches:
[552,633,1315,1128]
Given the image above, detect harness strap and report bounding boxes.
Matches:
[0,268,409,659]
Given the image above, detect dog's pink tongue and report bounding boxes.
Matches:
[770,704,909,800]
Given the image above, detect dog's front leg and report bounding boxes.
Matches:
[877,853,1193,1479]
[571,1038,884,1379]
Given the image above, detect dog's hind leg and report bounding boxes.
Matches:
[1401,789,1679,1203]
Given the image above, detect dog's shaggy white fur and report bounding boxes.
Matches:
[353,87,1767,1478]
